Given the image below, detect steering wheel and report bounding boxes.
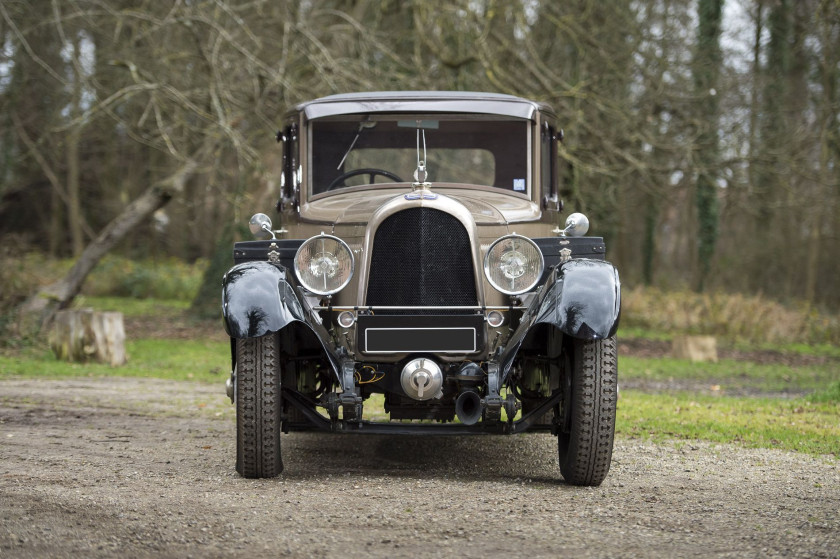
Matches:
[326,168,404,191]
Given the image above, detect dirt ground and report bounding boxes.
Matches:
[1,376,838,558]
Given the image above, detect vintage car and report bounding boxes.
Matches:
[222,91,620,486]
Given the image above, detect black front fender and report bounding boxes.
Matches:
[500,259,620,378]
[533,258,621,340]
[221,261,306,339]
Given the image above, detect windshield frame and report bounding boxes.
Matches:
[306,113,533,202]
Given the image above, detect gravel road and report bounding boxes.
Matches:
[1,377,838,558]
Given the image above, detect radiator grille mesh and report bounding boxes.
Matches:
[366,208,477,312]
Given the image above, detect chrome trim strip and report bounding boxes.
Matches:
[314,306,525,311]
[300,95,541,121]
[356,193,486,306]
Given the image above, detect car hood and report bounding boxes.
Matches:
[301,185,541,225]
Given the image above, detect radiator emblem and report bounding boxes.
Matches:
[404,191,438,200]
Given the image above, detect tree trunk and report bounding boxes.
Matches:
[747,1,762,195]
[754,0,792,294]
[67,37,84,257]
[49,178,64,256]
[18,160,198,333]
[9,112,95,255]
[692,0,724,292]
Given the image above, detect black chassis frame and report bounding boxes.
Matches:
[222,239,620,436]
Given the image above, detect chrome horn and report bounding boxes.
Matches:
[455,390,483,425]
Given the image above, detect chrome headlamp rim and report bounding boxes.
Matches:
[293,233,355,296]
[483,234,545,296]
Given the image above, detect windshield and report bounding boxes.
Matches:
[310,115,529,195]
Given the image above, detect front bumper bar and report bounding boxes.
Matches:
[281,386,562,435]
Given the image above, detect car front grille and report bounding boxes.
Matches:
[366,208,477,312]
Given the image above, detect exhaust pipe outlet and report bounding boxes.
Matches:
[455,389,483,425]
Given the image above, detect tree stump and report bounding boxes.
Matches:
[671,335,718,363]
[48,308,127,366]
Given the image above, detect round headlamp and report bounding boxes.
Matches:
[294,234,354,295]
[484,235,544,295]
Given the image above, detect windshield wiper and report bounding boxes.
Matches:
[336,118,376,170]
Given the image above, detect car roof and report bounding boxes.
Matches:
[291,91,556,121]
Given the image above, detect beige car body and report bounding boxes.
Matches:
[272,92,564,362]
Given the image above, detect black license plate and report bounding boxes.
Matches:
[357,315,484,354]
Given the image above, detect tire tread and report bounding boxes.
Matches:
[236,334,282,478]
[559,337,617,486]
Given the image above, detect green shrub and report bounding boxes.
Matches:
[84,256,207,300]
[0,253,207,306]
[0,253,70,315]
[621,286,840,346]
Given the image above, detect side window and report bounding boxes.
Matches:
[277,123,299,211]
[540,122,560,210]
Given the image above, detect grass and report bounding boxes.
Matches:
[616,342,839,456]
[621,325,840,359]
[620,355,838,393]
[808,381,840,404]
[617,390,840,457]
[0,338,229,383]
[755,342,840,359]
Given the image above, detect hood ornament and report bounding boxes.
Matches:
[413,160,429,184]
[407,127,437,200]
[412,127,432,190]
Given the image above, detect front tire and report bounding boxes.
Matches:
[235,333,282,478]
[558,337,617,486]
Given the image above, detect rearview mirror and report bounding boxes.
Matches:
[249,213,275,240]
[562,212,589,237]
